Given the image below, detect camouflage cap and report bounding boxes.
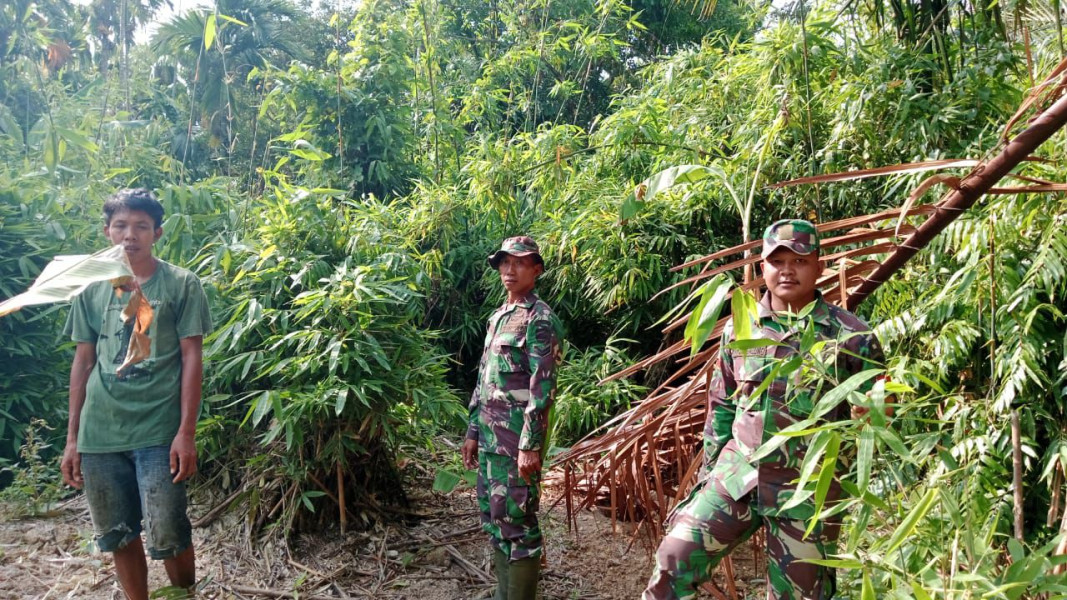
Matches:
[488,236,545,270]
[761,219,820,259]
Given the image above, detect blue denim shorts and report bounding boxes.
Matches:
[80,445,192,559]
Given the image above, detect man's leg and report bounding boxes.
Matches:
[133,446,195,591]
[163,545,196,589]
[113,536,150,600]
[764,516,841,600]
[81,451,149,600]
[480,452,543,599]
[643,479,761,600]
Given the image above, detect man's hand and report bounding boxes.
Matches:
[462,438,478,470]
[170,432,197,483]
[852,392,896,420]
[60,441,83,489]
[517,449,542,484]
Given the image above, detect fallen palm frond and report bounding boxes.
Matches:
[554,55,1067,594]
[0,245,133,317]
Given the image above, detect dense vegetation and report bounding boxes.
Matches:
[2,0,1067,595]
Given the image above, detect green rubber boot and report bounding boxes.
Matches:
[506,556,541,600]
[493,549,509,600]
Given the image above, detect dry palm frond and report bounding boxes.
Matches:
[555,56,1067,597]
[0,245,133,317]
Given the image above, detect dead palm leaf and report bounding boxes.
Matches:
[0,245,133,317]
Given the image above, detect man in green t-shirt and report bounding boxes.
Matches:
[60,189,213,600]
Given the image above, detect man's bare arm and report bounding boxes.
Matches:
[61,342,96,489]
[171,336,203,483]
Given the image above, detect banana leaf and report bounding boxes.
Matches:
[0,245,133,317]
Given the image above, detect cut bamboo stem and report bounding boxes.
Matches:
[337,461,347,534]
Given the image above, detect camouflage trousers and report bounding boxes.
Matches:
[477,450,542,562]
[643,477,840,600]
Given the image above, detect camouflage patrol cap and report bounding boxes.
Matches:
[761,219,820,259]
[488,236,545,270]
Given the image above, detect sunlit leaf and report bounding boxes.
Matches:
[204,13,217,50]
[885,488,939,555]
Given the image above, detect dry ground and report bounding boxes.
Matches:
[0,474,763,599]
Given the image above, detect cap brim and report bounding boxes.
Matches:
[488,251,545,270]
[761,243,817,260]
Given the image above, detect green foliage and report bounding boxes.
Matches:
[197,174,463,529]
[551,338,647,447]
[0,419,64,517]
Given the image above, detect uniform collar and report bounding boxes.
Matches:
[757,290,832,326]
[500,291,539,310]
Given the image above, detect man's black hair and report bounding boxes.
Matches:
[103,188,165,228]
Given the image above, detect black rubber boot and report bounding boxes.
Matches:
[493,549,509,600]
[506,556,540,600]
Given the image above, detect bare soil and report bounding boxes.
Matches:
[0,474,762,599]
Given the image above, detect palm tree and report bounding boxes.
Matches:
[151,0,306,156]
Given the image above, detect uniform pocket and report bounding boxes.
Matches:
[494,333,527,374]
[498,346,526,373]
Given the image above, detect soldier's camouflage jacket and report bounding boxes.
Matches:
[466,291,563,457]
[702,291,884,519]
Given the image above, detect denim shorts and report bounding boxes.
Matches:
[80,445,192,559]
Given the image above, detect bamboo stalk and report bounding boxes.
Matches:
[1012,410,1024,541]
[337,461,347,534]
[1047,466,1062,528]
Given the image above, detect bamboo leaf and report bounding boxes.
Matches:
[805,431,841,538]
[910,581,933,600]
[856,425,874,492]
[683,274,731,357]
[803,558,865,569]
[731,288,758,341]
[725,338,780,352]
[781,430,831,512]
[885,488,939,555]
[810,369,883,420]
[861,570,876,600]
[55,127,99,153]
[642,165,715,202]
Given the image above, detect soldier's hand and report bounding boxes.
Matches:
[518,450,542,484]
[853,392,896,420]
[60,440,83,489]
[462,438,478,470]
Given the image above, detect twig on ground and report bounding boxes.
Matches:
[444,544,491,583]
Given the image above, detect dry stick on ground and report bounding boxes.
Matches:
[226,583,372,600]
[444,544,492,584]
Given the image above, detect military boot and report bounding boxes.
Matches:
[506,556,540,600]
[493,549,509,600]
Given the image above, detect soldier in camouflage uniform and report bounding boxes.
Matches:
[644,220,885,600]
[462,236,563,600]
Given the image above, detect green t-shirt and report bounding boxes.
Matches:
[64,259,213,453]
